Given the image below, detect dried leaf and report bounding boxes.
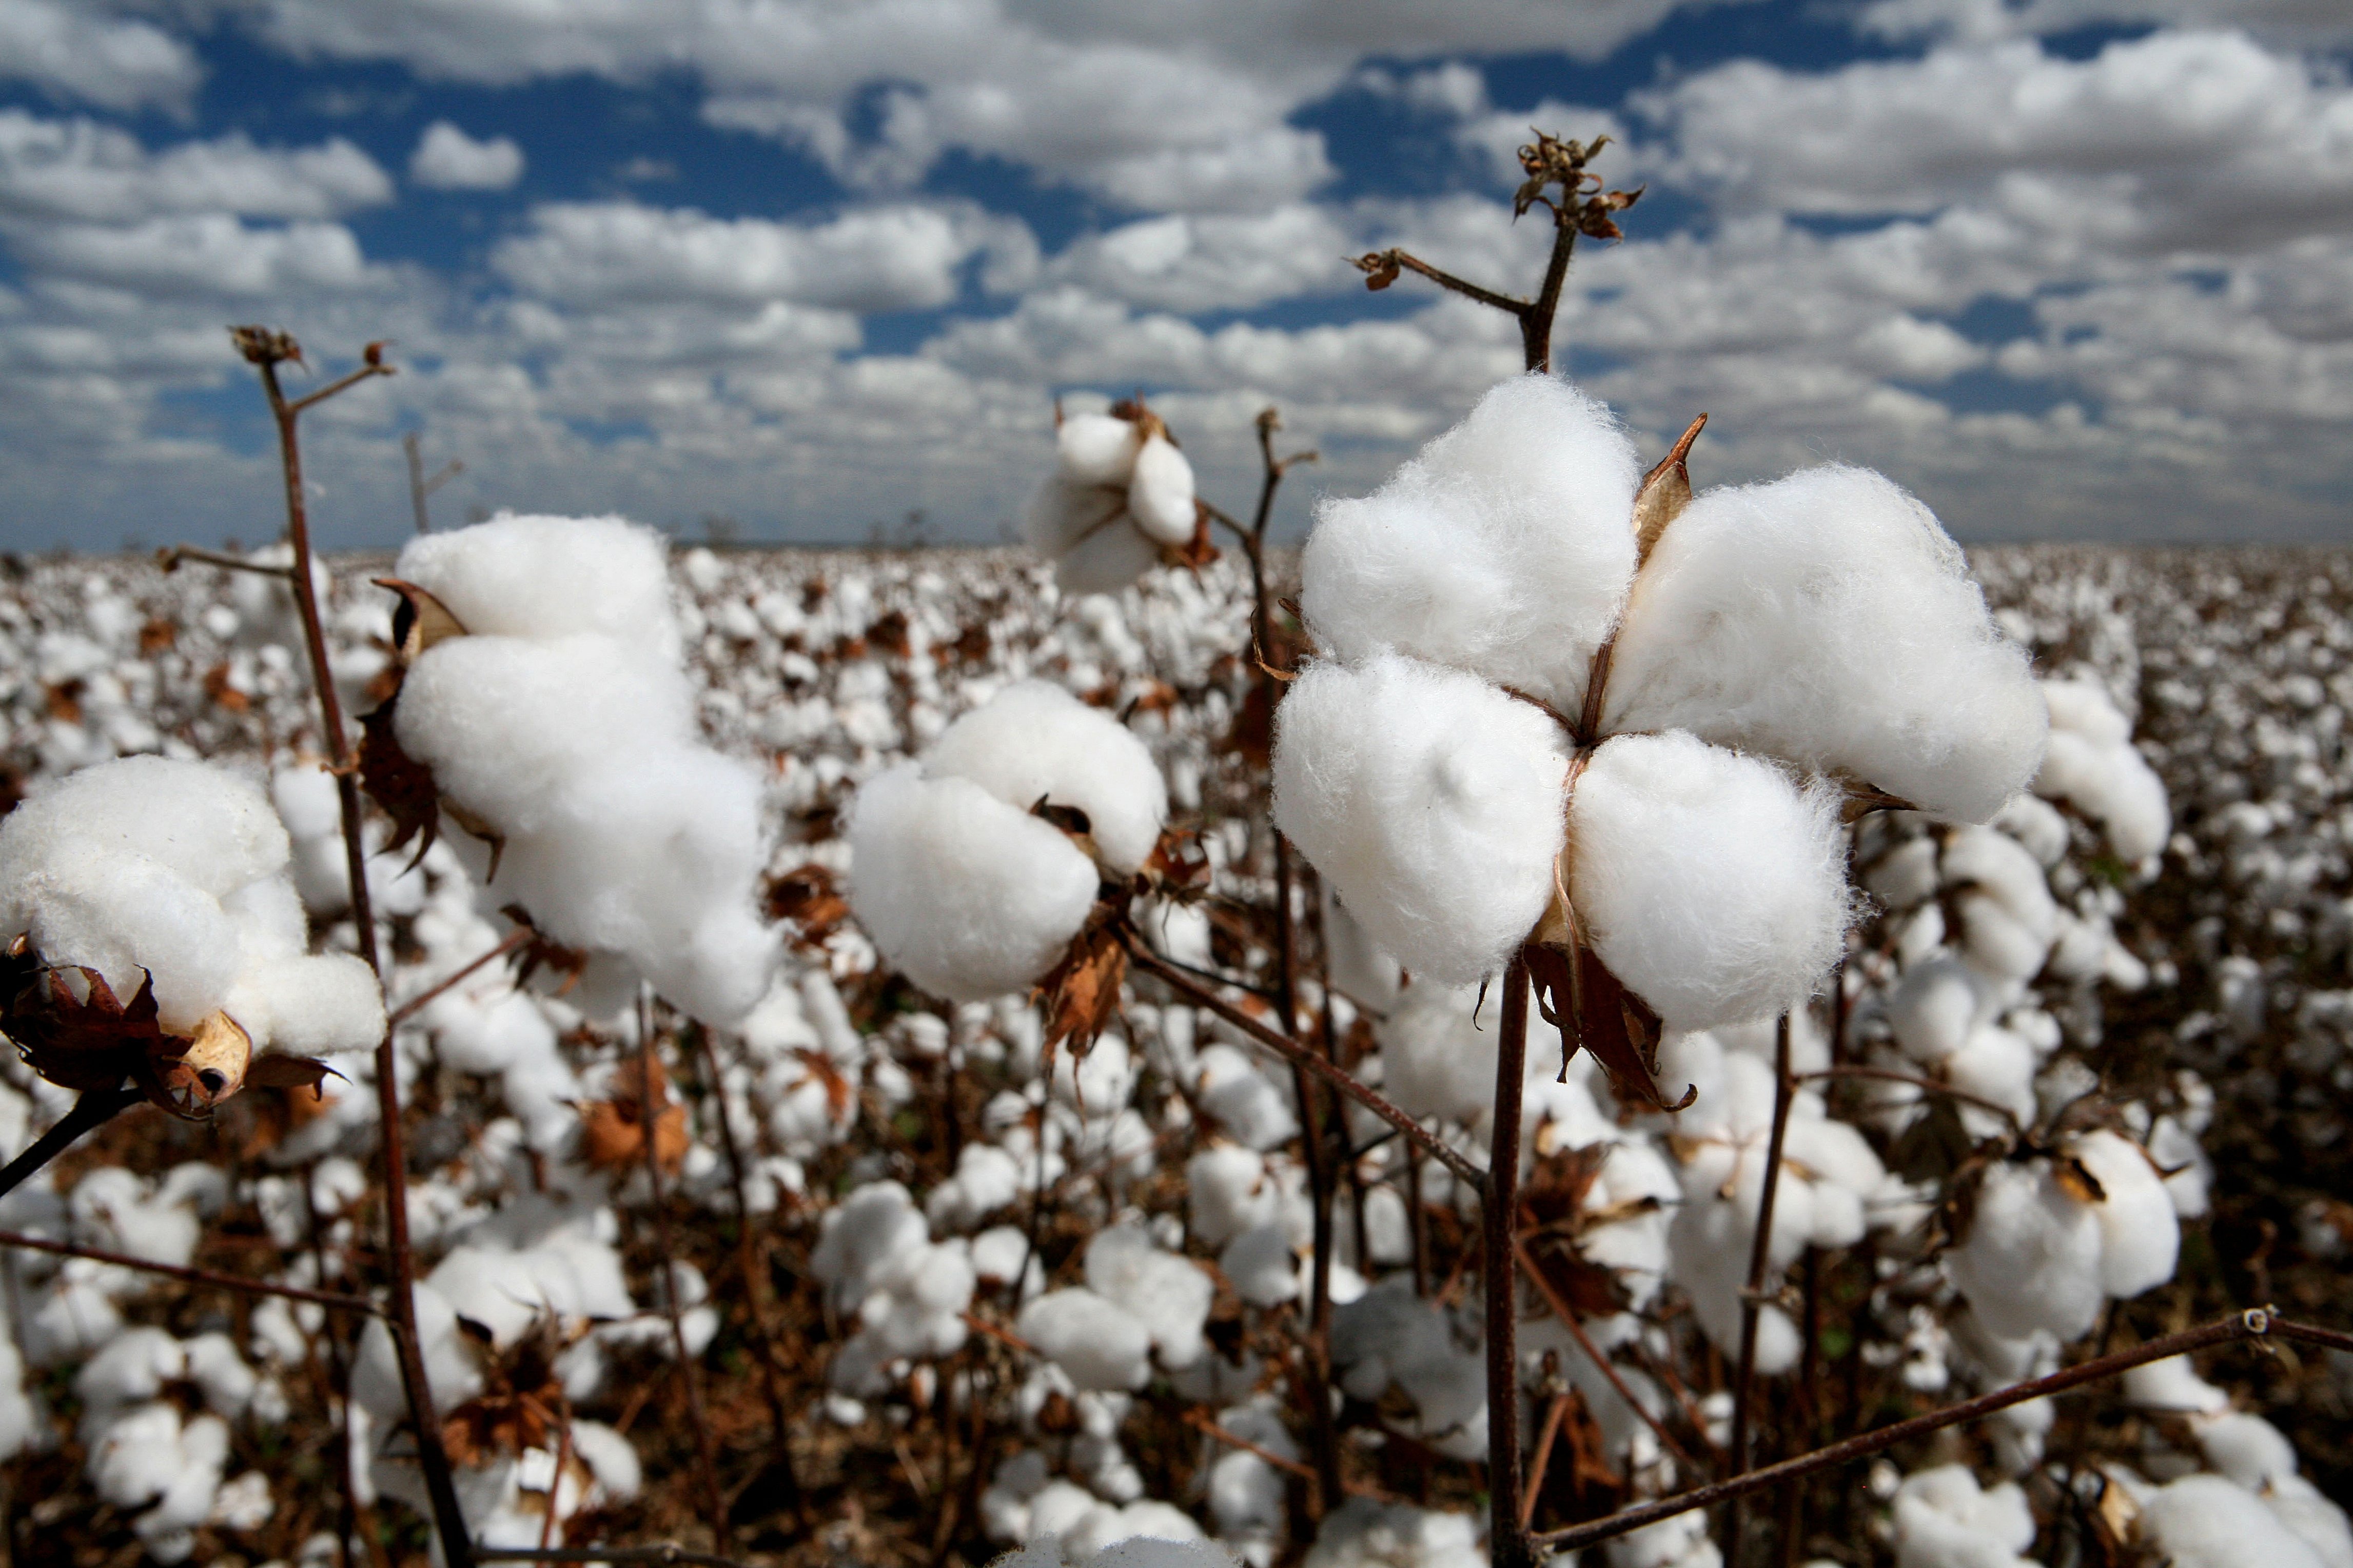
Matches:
[1524,937,1690,1113]
[1036,915,1126,1072]
[1,948,166,1094]
[1354,250,1402,290]
[578,1053,690,1175]
[764,863,849,946]
[199,665,247,714]
[359,701,443,866]
[138,619,175,656]
[1631,413,1706,566]
[792,1047,855,1124]
[1519,1144,1615,1234]
[1137,827,1211,898]
[246,1053,344,1097]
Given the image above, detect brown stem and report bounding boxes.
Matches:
[385,928,534,1027]
[1522,216,1578,374]
[1535,1310,2329,1553]
[156,545,294,579]
[1725,1013,1796,1565]
[1273,834,1343,1513]
[0,1224,378,1315]
[1123,938,1487,1190]
[1487,952,1534,1568]
[0,1084,140,1202]
[1514,1234,1700,1473]
[636,993,730,1553]
[1521,1393,1571,1531]
[1798,1065,2021,1132]
[247,344,474,1568]
[1364,249,1529,316]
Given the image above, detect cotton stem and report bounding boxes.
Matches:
[1724,1011,1796,1566]
[1485,951,1534,1568]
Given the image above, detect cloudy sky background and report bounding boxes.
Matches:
[3,0,2350,551]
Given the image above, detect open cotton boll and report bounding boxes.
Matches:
[1891,1465,2038,1568]
[1301,375,1638,713]
[392,512,681,662]
[1568,732,1849,1029]
[2069,1130,2179,1299]
[1604,465,2045,825]
[1025,479,1163,598]
[1304,1498,1488,1568]
[849,765,1101,1001]
[1059,413,1143,487]
[223,952,385,1056]
[1085,1225,1212,1370]
[1016,1289,1153,1392]
[1127,435,1197,546]
[1945,1160,2105,1341]
[923,682,1168,875]
[2143,1475,2328,1568]
[2034,680,2171,863]
[1273,653,1568,985]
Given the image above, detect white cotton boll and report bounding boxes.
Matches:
[1378,984,1495,1126]
[1569,731,1849,1030]
[1188,1145,1278,1248]
[923,683,1168,876]
[12,852,242,1031]
[1891,1465,2037,1568]
[2267,1479,2353,1568]
[1085,1224,1212,1370]
[2040,679,2131,749]
[230,952,385,1055]
[2069,1130,2179,1299]
[2124,1356,2231,1414]
[1866,838,1942,910]
[1605,465,2045,825]
[1305,1497,1489,1568]
[1302,374,1639,714]
[1945,1026,2036,1133]
[811,1181,930,1315]
[1889,957,1989,1064]
[567,1421,641,1504]
[929,1144,1025,1232]
[1273,653,1567,985]
[3,756,288,901]
[1942,828,2057,941]
[2143,1474,2327,1568]
[1221,1222,1300,1307]
[1127,435,1197,546]
[1944,1160,2105,1341]
[393,513,681,662]
[2199,1413,2300,1491]
[1026,479,1162,598]
[1059,413,1143,488]
[1193,1044,1297,1150]
[1088,1537,1232,1568]
[848,764,1100,1002]
[1016,1289,1152,1392]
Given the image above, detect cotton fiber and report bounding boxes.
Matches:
[0,755,384,1055]
[1604,465,2046,824]
[851,683,1166,1001]
[1017,1289,1154,1392]
[389,514,777,1024]
[1568,731,1850,1029]
[1301,375,1639,713]
[1272,653,1568,984]
[1303,1497,1487,1568]
[2036,678,2171,863]
[2142,1475,2329,1568]
[1024,409,1200,596]
[1943,1143,2180,1342]
[2070,1129,2180,1299]
[1890,1465,2037,1568]
[1084,1224,1212,1371]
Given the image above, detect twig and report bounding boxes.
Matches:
[1797,1065,2022,1132]
[1725,1013,1796,1565]
[636,990,731,1554]
[0,1226,380,1315]
[0,1084,140,1202]
[1184,1410,1397,1504]
[1534,1309,2332,1552]
[404,430,462,536]
[155,545,294,579]
[1122,937,1487,1190]
[234,326,475,1568]
[1521,1393,1571,1530]
[1486,952,1535,1568]
[385,928,535,1027]
[1356,250,1528,316]
[1513,1234,1700,1472]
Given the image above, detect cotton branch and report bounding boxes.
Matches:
[1353,130,1640,374]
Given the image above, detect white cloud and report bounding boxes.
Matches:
[1046,205,1355,312]
[0,0,204,115]
[408,120,525,190]
[491,201,1027,313]
[1858,0,2353,48]
[6,215,383,296]
[0,110,395,222]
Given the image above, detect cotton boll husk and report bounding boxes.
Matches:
[1945,1160,2105,1341]
[848,765,1100,1002]
[1301,375,1638,714]
[1604,465,2045,824]
[392,513,680,662]
[1272,653,1567,985]
[1568,732,1849,1029]
[2069,1130,2179,1299]
[923,682,1168,875]
[1016,1289,1152,1392]
[2142,1475,2327,1568]
[1127,435,1197,546]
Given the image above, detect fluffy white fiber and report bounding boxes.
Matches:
[1024,411,1200,596]
[1568,732,1850,1029]
[390,515,776,1025]
[0,756,383,1053]
[1944,1140,2181,1341]
[1891,1465,2037,1568]
[1301,374,1639,714]
[1604,465,2046,824]
[2141,1475,2328,1568]
[850,683,1166,1001]
[1271,652,1568,984]
[2036,678,2171,863]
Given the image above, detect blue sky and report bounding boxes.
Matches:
[2,0,2350,551]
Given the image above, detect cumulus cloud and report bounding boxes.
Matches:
[408,121,525,190]
[0,110,395,222]
[8,215,382,297]
[0,0,204,114]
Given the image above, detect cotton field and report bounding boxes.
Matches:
[0,482,2345,1568]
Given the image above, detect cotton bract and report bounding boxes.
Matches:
[851,681,1166,1001]
[0,755,382,1054]
[389,513,776,1025]
[1025,410,1200,596]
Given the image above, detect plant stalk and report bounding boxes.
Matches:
[1486,951,1534,1568]
[1724,1011,1796,1565]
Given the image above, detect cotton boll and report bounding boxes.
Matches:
[1889,957,1991,1064]
[1127,435,1198,546]
[1378,984,1495,1126]
[2198,1413,2300,1492]
[849,765,1100,1002]
[1944,1161,2105,1341]
[923,682,1168,875]
[1273,653,1568,984]
[1891,1465,2037,1568]
[1302,375,1639,714]
[2142,1474,2327,1568]
[1016,1289,1152,1392]
[1604,465,2045,824]
[1305,1497,1489,1568]
[1187,1145,1278,1248]
[1192,1044,1297,1151]
[1220,1223,1300,1307]
[393,513,681,662]
[1944,1026,2036,1133]
[1085,1225,1212,1370]
[227,951,385,1056]
[2266,1479,2353,1568]
[2069,1130,2179,1299]
[811,1182,930,1315]
[567,1421,641,1504]
[1026,479,1162,597]
[1568,732,1849,1029]
[3,756,288,900]
[1866,837,1942,910]
[1943,828,2057,941]
[2124,1356,2231,1414]
[1059,414,1142,487]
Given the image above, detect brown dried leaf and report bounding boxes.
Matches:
[578,1053,690,1175]
[199,665,246,714]
[1519,1144,1615,1234]
[1631,413,1706,566]
[764,863,849,947]
[1524,938,1689,1114]
[246,1053,344,1097]
[359,700,443,866]
[1138,827,1211,898]
[138,619,175,656]
[1354,250,1402,290]
[1036,915,1126,1073]
[1,948,166,1094]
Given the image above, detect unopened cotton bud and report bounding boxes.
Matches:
[1569,731,1849,1029]
[1272,652,1568,985]
[1127,435,1197,545]
[1302,374,1639,714]
[1604,464,2046,824]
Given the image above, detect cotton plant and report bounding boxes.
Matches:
[1024,401,1210,597]
[1274,373,2047,1105]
